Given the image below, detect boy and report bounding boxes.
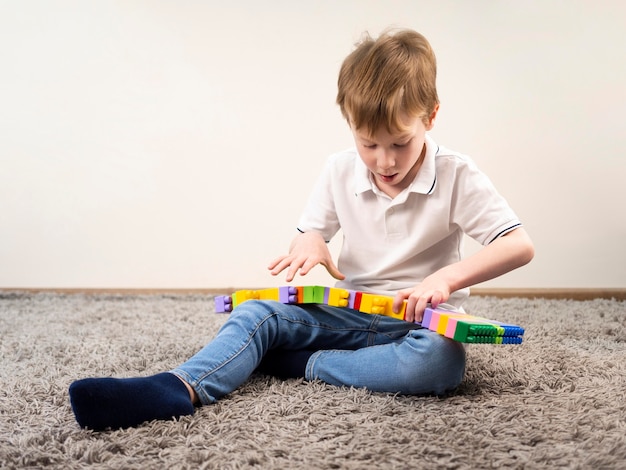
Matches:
[69,29,534,431]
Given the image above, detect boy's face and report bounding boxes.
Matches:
[351,109,437,198]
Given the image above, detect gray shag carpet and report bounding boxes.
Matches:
[0,292,625,469]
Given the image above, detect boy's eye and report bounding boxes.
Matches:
[394,139,412,148]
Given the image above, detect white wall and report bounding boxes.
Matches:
[1,0,624,289]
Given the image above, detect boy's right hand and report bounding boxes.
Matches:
[268,231,345,283]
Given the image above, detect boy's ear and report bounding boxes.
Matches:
[425,104,440,131]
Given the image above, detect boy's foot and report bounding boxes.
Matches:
[69,372,195,431]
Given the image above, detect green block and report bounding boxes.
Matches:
[467,324,504,337]
[302,285,326,304]
[453,320,497,342]
[464,335,523,345]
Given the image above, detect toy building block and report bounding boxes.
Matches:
[218,288,291,313]
[445,316,524,343]
[312,286,327,303]
[465,335,523,345]
[346,290,360,309]
[230,287,286,307]
[215,295,233,313]
[421,307,525,343]
[301,285,326,304]
[326,287,352,308]
[447,315,524,338]
[420,306,436,329]
[357,293,406,320]
[322,287,330,305]
[232,289,260,308]
[447,317,504,342]
[279,286,300,304]
[436,311,469,336]
[352,291,363,310]
[213,285,524,345]
[257,287,280,302]
[422,308,474,335]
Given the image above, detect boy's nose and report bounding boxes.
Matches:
[377,149,395,170]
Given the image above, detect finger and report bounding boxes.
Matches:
[267,256,283,271]
[405,295,418,323]
[270,255,303,281]
[285,258,308,282]
[392,290,410,314]
[323,260,346,280]
[290,254,324,280]
[414,296,429,323]
[297,257,320,277]
[268,257,293,276]
[431,291,444,309]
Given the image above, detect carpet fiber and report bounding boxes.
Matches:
[1,292,625,469]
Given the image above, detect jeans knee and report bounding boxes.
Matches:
[430,334,466,392]
[404,330,466,395]
[229,300,278,321]
[221,300,282,340]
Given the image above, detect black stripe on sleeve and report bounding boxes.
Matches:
[488,223,522,244]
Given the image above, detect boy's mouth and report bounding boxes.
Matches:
[378,173,398,183]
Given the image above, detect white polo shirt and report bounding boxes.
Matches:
[297,135,521,307]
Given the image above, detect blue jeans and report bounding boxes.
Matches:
[171,300,466,405]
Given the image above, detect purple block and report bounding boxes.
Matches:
[279,286,299,304]
[215,295,232,313]
[420,307,435,327]
[346,290,358,309]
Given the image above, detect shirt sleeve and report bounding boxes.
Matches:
[296,154,342,242]
[448,155,522,245]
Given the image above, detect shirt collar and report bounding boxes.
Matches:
[353,134,438,196]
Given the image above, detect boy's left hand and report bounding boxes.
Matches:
[393,277,451,323]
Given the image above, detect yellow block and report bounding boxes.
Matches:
[358,293,406,320]
[258,288,280,302]
[232,290,260,308]
[327,287,351,307]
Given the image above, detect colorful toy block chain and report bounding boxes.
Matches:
[214,285,524,344]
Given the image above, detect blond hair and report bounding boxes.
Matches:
[336,29,439,136]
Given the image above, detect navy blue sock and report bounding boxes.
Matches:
[257,349,315,379]
[69,372,195,431]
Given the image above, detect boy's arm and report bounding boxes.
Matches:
[396,227,535,323]
[268,231,345,283]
